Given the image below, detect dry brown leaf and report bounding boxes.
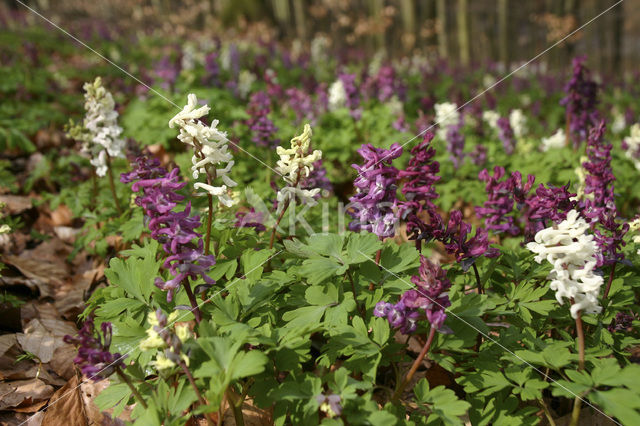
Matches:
[2,255,66,299]
[0,334,17,357]
[0,362,66,387]
[0,195,32,214]
[50,344,77,380]
[79,380,109,425]
[222,398,270,426]
[16,319,75,364]
[41,376,88,426]
[50,205,72,227]
[0,379,54,411]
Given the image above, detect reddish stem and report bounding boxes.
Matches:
[391,327,436,401]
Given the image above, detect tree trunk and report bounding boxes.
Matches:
[436,0,448,59]
[498,0,509,68]
[400,0,416,53]
[457,0,470,66]
[612,0,624,74]
[292,0,307,41]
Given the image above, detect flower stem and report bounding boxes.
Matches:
[269,200,290,249]
[105,151,122,214]
[570,310,585,426]
[472,263,483,295]
[602,263,616,300]
[346,269,365,318]
[225,388,246,426]
[538,398,557,426]
[391,327,436,402]
[115,367,147,409]
[183,278,202,324]
[204,167,217,256]
[179,360,215,426]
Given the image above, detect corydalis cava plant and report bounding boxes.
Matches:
[274,124,323,212]
[67,77,126,177]
[526,210,603,319]
[169,94,237,207]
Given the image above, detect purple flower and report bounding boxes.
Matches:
[316,393,342,417]
[349,143,402,239]
[446,121,465,169]
[561,56,599,147]
[476,166,535,236]
[202,51,220,86]
[371,65,405,102]
[442,211,499,268]
[235,208,266,232]
[153,55,180,91]
[339,73,362,120]
[469,145,487,166]
[246,91,279,148]
[581,121,615,220]
[285,87,315,125]
[122,155,216,302]
[302,159,332,198]
[524,183,577,240]
[63,319,125,381]
[407,256,451,330]
[376,256,451,332]
[608,311,636,333]
[496,117,516,155]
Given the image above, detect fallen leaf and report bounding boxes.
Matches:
[50,205,72,227]
[0,379,54,411]
[79,380,108,425]
[50,344,77,380]
[0,334,17,357]
[41,376,87,426]
[16,319,75,363]
[0,195,32,214]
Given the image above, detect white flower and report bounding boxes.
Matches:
[0,224,11,234]
[526,210,603,319]
[541,129,565,152]
[482,110,500,131]
[170,94,237,206]
[385,96,404,116]
[611,110,626,134]
[310,35,330,65]
[76,77,126,177]
[237,70,256,99]
[623,123,640,170]
[275,124,322,212]
[509,109,528,139]
[328,79,347,111]
[629,217,640,255]
[434,102,459,129]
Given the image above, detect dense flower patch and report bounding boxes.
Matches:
[3,24,640,426]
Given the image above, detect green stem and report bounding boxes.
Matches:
[346,269,365,318]
[225,389,246,426]
[602,263,616,300]
[105,151,122,214]
[392,327,436,402]
[115,367,147,409]
[539,398,556,426]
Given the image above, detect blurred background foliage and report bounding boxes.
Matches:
[1,0,635,74]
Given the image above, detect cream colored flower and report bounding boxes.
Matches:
[170,94,237,206]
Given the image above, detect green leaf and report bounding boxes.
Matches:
[300,258,347,285]
[415,380,470,426]
[241,248,275,283]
